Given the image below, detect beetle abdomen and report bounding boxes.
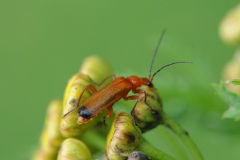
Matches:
[78,106,94,118]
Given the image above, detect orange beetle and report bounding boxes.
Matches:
[63,30,191,124]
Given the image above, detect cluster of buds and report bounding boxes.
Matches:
[60,56,113,137]
[33,100,64,160]
[219,4,240,93]
[34,56,113,159]
[33,56,202,160]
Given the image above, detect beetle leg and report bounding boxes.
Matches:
[106,106,113,119]
[132,88,144,94]
[130,100,139,126]
[122,95,140,126]
[123,95,138,100]
[75,84,98,107]
[103,105,113,126]
[132,88,154,111]
[86,85,98,93]
[88,74,116,87]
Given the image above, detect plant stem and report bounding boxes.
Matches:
[138,140,176,160]
[162,113,203,160]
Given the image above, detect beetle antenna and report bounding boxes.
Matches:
[151,61,192,81]
[62,107,78,118]
[148,29,167,80]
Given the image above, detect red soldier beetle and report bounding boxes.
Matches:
[62,30,192,125]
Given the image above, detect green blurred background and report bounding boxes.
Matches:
[1,1,240,160]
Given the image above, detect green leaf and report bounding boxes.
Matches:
[225,79,240,86]
[214,82,240,121]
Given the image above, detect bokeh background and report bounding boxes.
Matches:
[1,1,240,160]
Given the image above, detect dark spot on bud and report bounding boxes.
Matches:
[69,98,77,105]
[146,93,155,100]
[184,130,189,136]
[124,132,136,143]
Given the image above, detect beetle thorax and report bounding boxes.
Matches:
[127,76,151,87]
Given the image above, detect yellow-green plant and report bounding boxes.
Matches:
[34,56,203,160]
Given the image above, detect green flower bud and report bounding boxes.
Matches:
[132,86,163,132]
[132,87,202,159]
[219,4,240,45]
[60,73,103,137]
[57,138,92,160]
[106,112,142,160]
[105,112,175,160]
[127,151,149,160]
[61,56,113,137]
[80,55,113,87]
[33,100,64,160]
